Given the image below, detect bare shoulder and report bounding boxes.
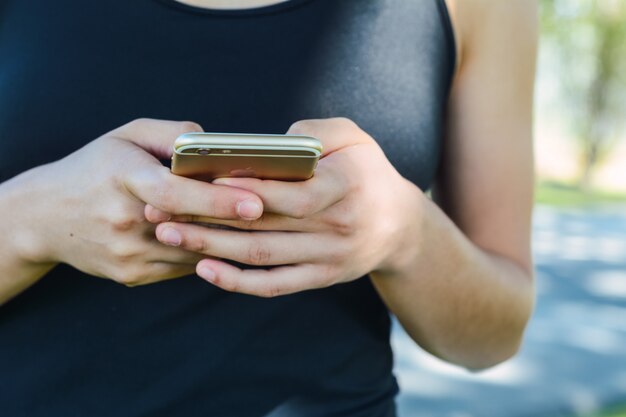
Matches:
[444,0,538,75]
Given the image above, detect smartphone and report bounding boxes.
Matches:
[171,132,323,181]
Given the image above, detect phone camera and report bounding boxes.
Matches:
[197,148,212,155]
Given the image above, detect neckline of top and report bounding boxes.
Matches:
[155,0,315,17]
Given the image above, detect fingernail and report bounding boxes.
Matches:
[237,200,262,220]
[213,178,231,186]
[146,204,172,223]
[155,210,172,222]
[199,266,216,282]
[160,227,181,246]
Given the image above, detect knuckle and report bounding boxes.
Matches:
[111,118,153,139]
[111,266,147,287]
[187,234,210,254]
[288,119,316,135]
[121,118,152,134]
[122,165,148,189]
[180,121,203,133]
[291,195,316,219]
[326,241,351,265]
[121,275,147,287]
[109,241,142,264]
[220,277,240,294]
[260,284,282,298]
[109,212,143,232]
[127,118,149,128]
[325,206,358,236]
[331,117,358,129]
[128,267,153,286]
[126,167,178,212]
[211,196,235,218]
[318,264,337,287]
[120,278,141,287]
[246,240,272,266]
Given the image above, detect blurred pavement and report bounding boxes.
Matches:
[392,205,626,417]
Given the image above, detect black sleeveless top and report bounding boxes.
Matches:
[0,1,455,416]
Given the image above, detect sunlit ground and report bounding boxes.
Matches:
[391,204,626,417]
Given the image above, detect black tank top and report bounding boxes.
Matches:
[0,1,455,416]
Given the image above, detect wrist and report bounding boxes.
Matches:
[1,165,60,267]
[375,179,428,277]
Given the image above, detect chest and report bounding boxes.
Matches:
[0,0,452,189]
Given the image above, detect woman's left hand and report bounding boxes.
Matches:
[146,118,424,297]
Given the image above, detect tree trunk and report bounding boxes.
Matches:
[577,7,620,191]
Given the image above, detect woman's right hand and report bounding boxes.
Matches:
[7,118,264,287]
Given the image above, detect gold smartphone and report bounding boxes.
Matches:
[171,132,322,181]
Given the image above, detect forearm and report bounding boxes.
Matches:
[370,188,534,370]
[0,168,58,305]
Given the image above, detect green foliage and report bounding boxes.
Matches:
[556,406,626,417]
[598,411,626,417]
[539,0,626,187]
[535,181,626,206]
[582,404,626,417]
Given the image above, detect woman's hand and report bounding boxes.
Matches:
[147,118,424,297]
[11,118,264,287]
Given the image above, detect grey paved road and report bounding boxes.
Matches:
[391,205,626,417]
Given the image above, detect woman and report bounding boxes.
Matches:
[0,0,537,415]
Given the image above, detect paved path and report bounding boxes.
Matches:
[391,205,626,417]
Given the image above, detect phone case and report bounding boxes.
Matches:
[171,132,322,181]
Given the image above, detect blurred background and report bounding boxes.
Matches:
[391,1,626,416]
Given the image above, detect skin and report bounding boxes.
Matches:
[0,0,538,370]
[175,0,288,9]
[0,119,264,301]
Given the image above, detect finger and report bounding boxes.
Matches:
[111,118,203,159]
[212,162,347,218]
[287,118,372,156]
[196,259,333,298]
[145,204,172,223]
[125,167,264,220]
[145,205,322,232]
[144,240,207,264]
[156,222,326,266]
[122,262,198,287]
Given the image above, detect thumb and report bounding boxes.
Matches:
[110,118,203,159]
[286,117,371,157]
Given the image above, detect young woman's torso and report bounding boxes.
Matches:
[0,1,456,415]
